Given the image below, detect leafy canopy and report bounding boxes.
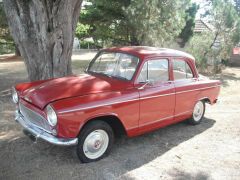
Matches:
[187,0,240,72]
[125,0,190,46]
[0,2,14,54]
[78,0,194,47]
[178,3,199,48]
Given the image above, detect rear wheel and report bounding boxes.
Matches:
[188,100,205,125]
[76,121,114,163]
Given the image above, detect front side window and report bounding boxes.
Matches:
[173,59,194,80]
[88,52,139,80]
[137,59,169,83]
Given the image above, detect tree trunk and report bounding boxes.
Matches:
[3,0,83,81]
[129,27,140,46]
[15,44,21,56]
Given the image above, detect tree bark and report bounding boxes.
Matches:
[15,44,21,56]
[3,0,83,81]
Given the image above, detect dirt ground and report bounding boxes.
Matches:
[0,55,239,180]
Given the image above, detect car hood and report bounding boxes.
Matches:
[21,74,130,109]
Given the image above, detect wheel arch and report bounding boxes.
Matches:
[198,97,211,104]
[79,114,127,137]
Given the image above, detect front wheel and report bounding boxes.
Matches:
[188,100,205,125]
[76,121,114,163]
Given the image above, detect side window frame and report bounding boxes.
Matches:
[172,58,195,81]
[136,58,170,84]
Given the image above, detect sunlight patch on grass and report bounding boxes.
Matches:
[0,131,20,141]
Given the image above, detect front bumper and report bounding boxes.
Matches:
[15,111,78,146]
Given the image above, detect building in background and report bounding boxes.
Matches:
[194,19,240,67]
[194,19,213,33]
[229,47,240,66]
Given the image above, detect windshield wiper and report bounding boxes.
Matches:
[88,71,129,81]
[90,71,112,78]
[111,75,128,81]
[102,73,113,78]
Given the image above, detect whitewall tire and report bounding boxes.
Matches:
[76,121,114,163]
[188,100,205,125]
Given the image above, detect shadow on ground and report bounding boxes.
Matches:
[0,58,218,179]
[0,115,215,179]
[167,168,210,180]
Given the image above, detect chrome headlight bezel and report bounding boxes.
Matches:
[12,87,19,104]
[46,105,58,127]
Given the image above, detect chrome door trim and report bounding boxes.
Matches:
[59,85,220,113]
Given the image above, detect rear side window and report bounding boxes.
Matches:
[137,59,169,83]
[173,59,193,80]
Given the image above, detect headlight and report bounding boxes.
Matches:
[46,105,58,126]
[12,87,19,103]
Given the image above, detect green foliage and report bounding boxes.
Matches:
[187,33,215,71]
[209,0,240,58]
[0,2,14,54]
[79,0,131,47]
[178,3,199,48]
[187,0,240,73]
[0,41,15,54]
[125,0,190,46]
[0,2,8,28]
[80,40,96,49]
[234,0,240,15]
[75,23,91,40]
[79,0,192,47]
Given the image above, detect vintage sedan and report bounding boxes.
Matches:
[13,46,221,162]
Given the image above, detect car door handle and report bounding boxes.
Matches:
[164,81,173,85]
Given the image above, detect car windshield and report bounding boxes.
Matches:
[87,52,139,81]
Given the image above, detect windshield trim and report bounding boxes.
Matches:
[87,51,140,82]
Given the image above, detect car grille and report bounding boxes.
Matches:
[19,103,53,134]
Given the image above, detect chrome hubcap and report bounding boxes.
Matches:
[193,101,204,121]
[83,130,109,159]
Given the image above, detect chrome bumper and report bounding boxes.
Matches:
[15,111,78,146]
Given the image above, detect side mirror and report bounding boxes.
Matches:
[138,79,154,90]
[84,65,90,73]
[147,79,154,85]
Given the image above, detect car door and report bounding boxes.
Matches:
[172,58,198,120]
[136,58,175,133]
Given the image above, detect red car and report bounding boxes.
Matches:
[13,46,221,162]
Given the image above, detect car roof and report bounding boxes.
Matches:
[104,46,195,61]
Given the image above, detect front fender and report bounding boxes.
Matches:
[52,90,140,138]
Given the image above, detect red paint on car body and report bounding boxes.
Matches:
[15,46,221,138]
